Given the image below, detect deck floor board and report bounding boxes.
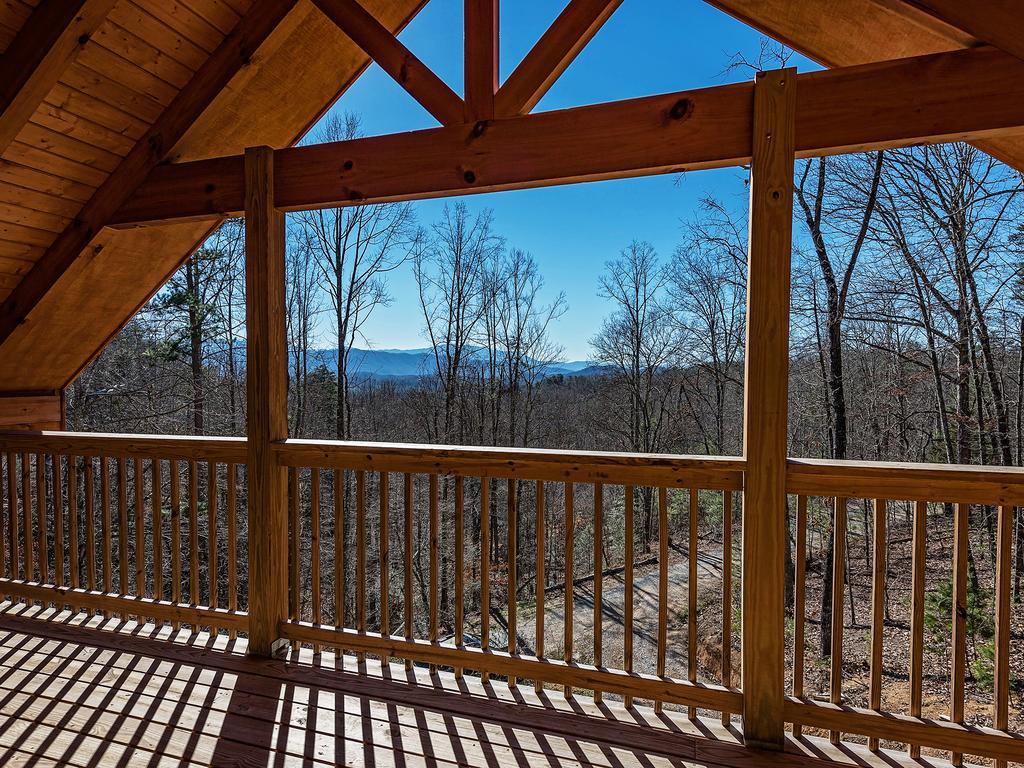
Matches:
[0,602,956,768]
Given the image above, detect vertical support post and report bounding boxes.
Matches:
[245,145,289,657]
[741,67,796,750]
[465,0,498,121]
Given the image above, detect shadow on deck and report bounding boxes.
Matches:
[0,601,956,768]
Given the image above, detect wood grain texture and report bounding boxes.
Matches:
[0,0,300,348]
[0,0,118,155]
[115,46,1024,226]
[0,1,430,395]
[243,145,288,657]
[740,67,795,751]
[313,0,463,125]
[0,395,60,429]
[274,438,743,488]
[464,0,497,121]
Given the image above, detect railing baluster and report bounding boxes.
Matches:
[403,472,412,667]
[153,459,163,607]
[356,469,366,651]
[134,457,144,605]
[994,504,1012,768]
[722,490,734,725]
[335,468,346,654]
[564,481,574,697]
[227,462,237,640]
[535,479,545,693]
[429,473,439,670]
[117,458,128,595]
[507,477,517,687]
[170,459,181,632]
[311,467,321,653]
[909,499,926,759]
[454,475,464,678]
[1,454,7,582]
[687,486,697,719]
[593,482,603,704]
[624,484,634,708]
[67,457,76,589]
[829,495,847,745]
[190,460,199,608]
[950,501,969,767]
[84,457,95,592]
[5,452,16,582]
[100,456,111,612]
[792,494,806,737]
[868,498,887,751]
[378,470,388,646]
[290,467,300,650]
[208,460,218,622]
[22,453,31,581]
[37,453,47,586]
[657,485,668,715]
[52,454,63,589]
[480,477,490,682]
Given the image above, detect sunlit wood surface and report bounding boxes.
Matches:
[0,601,972,768]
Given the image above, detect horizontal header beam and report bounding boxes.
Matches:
[111,45,1024,226]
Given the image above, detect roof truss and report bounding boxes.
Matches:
[495,0,623,117]
[112,45,1024,226]
[312,0,465,125]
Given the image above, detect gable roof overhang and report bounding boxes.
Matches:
[0,0,425,394]
[0,0,1022,397]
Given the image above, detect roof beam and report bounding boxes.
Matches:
[312,0,464,126]
[0,0,299,347]
[900,1,1024,62]
[465,0,498,120]
[112,45,1024,226]
[0,0,118,155]
[495,0,623,117]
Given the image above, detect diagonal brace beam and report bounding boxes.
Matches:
[495,0,622,117]
[313,0,464,126]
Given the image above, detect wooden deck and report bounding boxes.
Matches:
[0,602,965,768]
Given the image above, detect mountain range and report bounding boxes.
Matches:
[302,346,603,381]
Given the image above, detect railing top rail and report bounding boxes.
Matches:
[0,430,247,463]
[788,456,1024,505]
[276,439,745,489]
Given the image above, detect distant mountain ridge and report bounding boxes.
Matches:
[303,346,600,380]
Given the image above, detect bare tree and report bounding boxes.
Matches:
[295,113,418,440]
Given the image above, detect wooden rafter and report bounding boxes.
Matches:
[0,0,300,347]
[113,45,1024,227]
[465,0,498,120]
[901,1,1024,62]
[0,0,118,155]
[313,0,464,126]
[495,0,623,117]
[703,0,1024,174]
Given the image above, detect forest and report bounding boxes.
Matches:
[64,118,1024,736]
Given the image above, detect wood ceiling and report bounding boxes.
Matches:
[0,0,1019,396]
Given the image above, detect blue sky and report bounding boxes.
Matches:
[303,0,813,360]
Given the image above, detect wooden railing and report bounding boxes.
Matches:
[1,431,1022,764]
[276,439,745,717]
[787,459,1024,765]
[0,432,248,635]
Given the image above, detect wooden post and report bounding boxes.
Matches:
[245,145,289,657]
[741,67,796,750]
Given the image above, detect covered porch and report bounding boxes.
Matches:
[0,1,1022,766]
